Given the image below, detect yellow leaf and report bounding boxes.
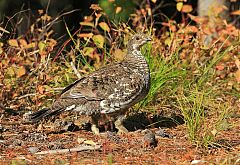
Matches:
[16,66,26,78]
[99,22,110,32]
[84,140,97,146]
[25,42,36,49]
[164,38,172,47]
[0,42,3,54]
[176,2,183,12]
[211,129,218,137]
[93,35,105,48]
[80,22,94,27]
[8,39,19,47]
[151,0,157,3]
[77,137,86,144]
[6,67,15,77]
[38,41,46,52]
[82,47,95,56]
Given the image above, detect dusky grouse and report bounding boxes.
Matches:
[24,33,151,134]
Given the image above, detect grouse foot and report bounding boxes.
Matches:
[114,115,128,134]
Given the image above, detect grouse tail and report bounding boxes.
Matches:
[23,108,63,123]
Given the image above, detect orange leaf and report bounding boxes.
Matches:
[115,6,122,14]
[181,4,193,13]
[188,14,208,23]
[184,25,198,33]
[90,4,102,11]
[235,70,240,83]
[215,64,225,71]
[38,85,45,94]
[231,10,240,15]
[77,33,93,38]
[19,39,28,48]
[16,66,26,78]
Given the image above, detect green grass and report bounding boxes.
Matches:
[137,35,236,148]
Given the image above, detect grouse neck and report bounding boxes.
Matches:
[124,49,149,73]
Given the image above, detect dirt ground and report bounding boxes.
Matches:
[0,112,239,165]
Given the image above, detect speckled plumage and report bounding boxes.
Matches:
[24,33,151,134]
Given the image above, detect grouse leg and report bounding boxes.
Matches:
[114,115,128,134]
[91,115,100,135]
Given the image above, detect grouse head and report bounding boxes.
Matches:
[127,33,151,51]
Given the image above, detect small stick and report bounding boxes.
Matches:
[35,145,101,155]
[70,62,81,79]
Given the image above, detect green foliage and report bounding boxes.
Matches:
[99,0,135,23]
[138,43,186,109]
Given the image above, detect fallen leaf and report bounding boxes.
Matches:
[84,140,97,146]
[77,137,86,144]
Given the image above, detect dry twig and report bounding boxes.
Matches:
[35,145,101,155]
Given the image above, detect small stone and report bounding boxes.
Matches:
[28,147,39,154]
[142,129,157,148]
[155,127,173,138]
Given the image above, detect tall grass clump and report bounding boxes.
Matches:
[176,42,236,148]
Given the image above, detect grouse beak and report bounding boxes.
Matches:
[145,36,152,42]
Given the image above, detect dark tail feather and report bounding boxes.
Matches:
[23,108,63,123]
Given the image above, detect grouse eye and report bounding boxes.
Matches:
[135,36,140,40]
